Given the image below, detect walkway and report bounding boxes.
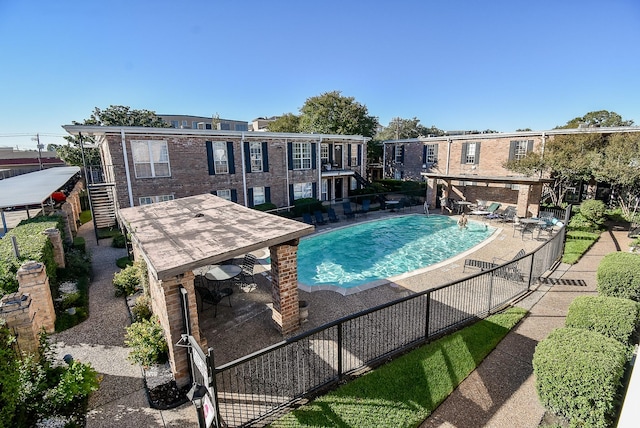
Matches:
[420,225,631,427]
[52,221,197,427]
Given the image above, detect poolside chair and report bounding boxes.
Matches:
[302,212,314,225]
[314,210,328,225]
[195,282,233,317]
[342,201,356,220]
[463,248,525,273]
[360,199,371,216]
[327,207,340,223]
[234,253,257,292]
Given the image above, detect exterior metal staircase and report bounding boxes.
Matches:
[88,184,117,229]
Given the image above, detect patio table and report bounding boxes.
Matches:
[205,264,242,281]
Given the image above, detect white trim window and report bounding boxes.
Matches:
[139,194,174,205]
[321,143,329,164]
[425,144,437,163]
[250,142,263,172]
[321,179,328,201]
[253,186,266,205]
[216,189,232,201]
[293,142,312,169]
[131,140,170,178]
[465,142,477,164]
[293,182,312,200]
[212,141,229,174]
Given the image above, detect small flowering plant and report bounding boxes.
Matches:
[124,315,168,367]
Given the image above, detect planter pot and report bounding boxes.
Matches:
[299,300,309,323]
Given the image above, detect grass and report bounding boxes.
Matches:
[562,230,600,264]
[116,256,133,268]
[97,227,122,239]
[79,210,92,225]
[270,307,527,428]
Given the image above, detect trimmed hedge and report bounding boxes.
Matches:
[565,295,640,345]
[533,328,628,428]
[596,252,640,301]
[0,215,62,295]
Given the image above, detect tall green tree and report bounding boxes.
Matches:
[298,91,379,137]
[376,117,443,141]
[266,113,301,133]
[556,110,634,129]
[52,105,169,166]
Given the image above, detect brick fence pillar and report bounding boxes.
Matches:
[269,239,300,335]
[0,293,39,355]
[149,270,205,389]
[17,261,56,333]
[61,203,76,241]
[43,228,65,268]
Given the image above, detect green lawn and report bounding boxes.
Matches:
[270,307,527,428]
[79,209,92,224]
[562,231,600,264]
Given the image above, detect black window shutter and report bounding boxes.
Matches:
[265,186,271,203]
[289,184,294,204]
[347,144,352,166]
[328,143,334,163]
[527,139,534,153]
[311,143,317,169]
[262,142,269,172]
[247,188,254,207]
[392,145,396,161]
[400,146,405,163]
[244,141,251,173]
[227,142,235,174]
[422,145,427,164]
[206,141,215,175]
[475,142,481,164]
[509,141,517,161]
[287,142,293,170]
[357,145,362,166]
[231,189,237,202]
[461,143,468,164]
[312,182,317,199]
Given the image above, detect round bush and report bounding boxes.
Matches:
[565,295,640,345]
[596,252,640,301]
[579,199,607,226]
[124,315,168,367]
[112,263,141,296]
[533,328,628,427]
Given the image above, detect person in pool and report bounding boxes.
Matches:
[457,212,468,229]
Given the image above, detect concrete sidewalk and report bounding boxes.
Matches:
[52,221,197,427]
[420,226,631,427]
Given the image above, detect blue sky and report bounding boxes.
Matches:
[1,0,639,150]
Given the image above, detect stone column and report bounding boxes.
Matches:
[269,239,300,335]
[0,293,39,355]
[17,261,56,333]
[149,271,204,388]
[43,228,65,268]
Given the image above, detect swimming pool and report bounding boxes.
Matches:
[297,215,496,293]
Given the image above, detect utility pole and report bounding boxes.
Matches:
[32,134,44,170]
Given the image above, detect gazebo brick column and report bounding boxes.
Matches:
[17,261,56,333]
[269,239,300,335]
[43,228,65,268]
[0,293,39,355]
[149,271,204,388]
[516,184,542,218]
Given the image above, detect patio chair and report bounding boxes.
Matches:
[314,210,328,225]
[360,199,371,216]
[195,282,233,317]
[327,207,340,223]
[342,201,356,220]
[234,254,257,292]
[302,212,314,225]
[463,248,525,273]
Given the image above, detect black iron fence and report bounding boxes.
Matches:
[209,225,567,427]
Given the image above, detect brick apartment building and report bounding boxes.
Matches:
[383,126,640,217]
[62,125,368,225]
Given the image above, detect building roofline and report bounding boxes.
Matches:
[382,126,640,144]
[62,125,370,142]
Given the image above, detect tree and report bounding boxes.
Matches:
[52,105,170,166]
[376,117,443,141]
[591,133,640,220]
[556,110,634,129]
[298,91,379,137]
[266,113,301,133]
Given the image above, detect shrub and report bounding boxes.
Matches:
[533,328,628,428]
[565,296,640,345]
[116,256,134,269]
[124,315,168,367]
[112,262,142,296]
[596,252,640,301]
[43,360,99,414]
[72,236,86,252]
[111,233,126,248]
[253,202,277,212]
[132,295,153,322]
[579,199,607,227]
[567,212,596,232]
[292,198,323,217]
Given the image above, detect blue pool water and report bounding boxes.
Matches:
[297,215,496,289]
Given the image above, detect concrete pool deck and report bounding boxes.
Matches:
[201,207,547,365]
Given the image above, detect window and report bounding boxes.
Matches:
[170,120,179,128]
[466,142,477,164]
[461,142,480,165]
[321,144,329,164]
[253,186,265,205]
[212,142,229,174]
[293,142,312,169]
[131,140,170,178]
[350,144,358,166]
[235,124,248,131]
[181,120,188,128]
[250,142,263,172]
[139,194,174,205]
[424,144,438,163]
[216,189,231,200]
[350,177,357,190]
[321,179,328,201]
[293,182,312,200]
[394,145,404,163]
[509,140,533,161]
[219,123,231,131]
[192,121,198,129]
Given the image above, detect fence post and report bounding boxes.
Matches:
[424,292,431,340]
[337,323,343,380]
[526,254,535,291]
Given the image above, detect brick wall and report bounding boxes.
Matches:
[269,240,300,335]
[16,261,56,334]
